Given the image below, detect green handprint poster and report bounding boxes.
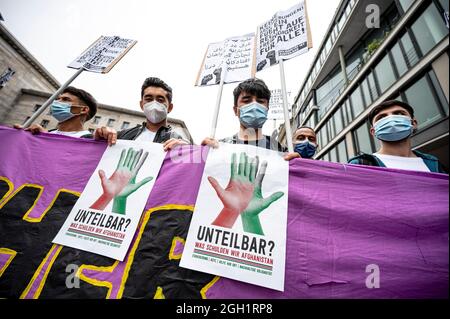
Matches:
[53,140,166,261]
[180,143,289,291]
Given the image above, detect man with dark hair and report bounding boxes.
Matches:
[202,78,299,160]
[15,86,102,140]
[348,100,447,173]
[95,77,189,151]
[293,126,319,159]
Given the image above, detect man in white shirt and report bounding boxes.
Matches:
[348,100,446,174]
[94,77,190,151]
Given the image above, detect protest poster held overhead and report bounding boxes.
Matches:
[24,35,136,128]
[195,33,256,87]
[256,1,312,72]
[268,89,292,120]
[53,140,165,261]
[68,36,137,74]
[180,143,289,291]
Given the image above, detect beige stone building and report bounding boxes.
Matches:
[0,22,193,143]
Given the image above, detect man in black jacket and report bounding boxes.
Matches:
[95,77,189,151]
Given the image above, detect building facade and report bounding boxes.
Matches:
[0,22,193,143]
[280,0,449,169]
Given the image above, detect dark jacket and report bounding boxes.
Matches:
[348,150,447,174]
[117,122,186,143]
[219,134,286,152]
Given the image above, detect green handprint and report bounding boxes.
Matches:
[209,152,283,235]
[90,147,153,215]
[112,148,153,214]
[240,160,284,235]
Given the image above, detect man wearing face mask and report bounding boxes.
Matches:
[14,86,102,140]
[293,126,318,159]
[95,77,188,151]
[202,78,299,160]
[348,100,447,173]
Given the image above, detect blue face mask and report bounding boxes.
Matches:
[374,115,413,142]
[50,101,77,123]
[294,140,317,158]
[239,102,268,129]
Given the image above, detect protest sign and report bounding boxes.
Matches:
[256,1,312,72]
[195,33,255,86]
[268,89,292,120]
[53,140,165,261]
[180,143,289,291]
[68,36,137,73]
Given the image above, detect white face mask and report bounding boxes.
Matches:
[143,101,168,124]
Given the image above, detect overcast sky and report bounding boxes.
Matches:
[1,0,341,143]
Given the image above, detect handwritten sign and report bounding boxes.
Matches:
[68,36,137,74]
[195,33,256,86]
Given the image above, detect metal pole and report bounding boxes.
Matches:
[279,59,294,153]
[23,67,84,128]
[209,67,226,138]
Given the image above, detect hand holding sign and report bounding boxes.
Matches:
[90,147,153,214]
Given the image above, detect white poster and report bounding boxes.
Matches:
[68,36,137,73]
[180,143,289,291]
[195,33,255,86]
[53,140,165,261]
[256,1,312,72]
[268,89,292,120]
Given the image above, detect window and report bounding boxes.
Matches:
[33,104,41,112]
[93,116,101,124]
[342,99,353,127]
[40,119,49,128]
[428,69,449,115]
[354,122,374,154]
[107,118,116,127]
[333,109,344,135]
[400,32,419,68]
[336,140,348,163]
[23,116,30,124]
[391,42,408,77]
[329,147,338,163]
[411,3,448,56]
[374,54,397,93]
[398,0,414,12]
[327,120,335,143]
[121,121,130,130]
[404,74,444,129]
[361,77,373,106]
[350,87,365,118]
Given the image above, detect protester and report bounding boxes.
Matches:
[95,77,189,151]
[293,126,318,159]
[348,100,447,173]
[201,78,299,161]
[14,86,108,140]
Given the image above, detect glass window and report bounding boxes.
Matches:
[361,77,373,106]
[350,87,365,117]
[399,0,414,12]
[354,122,374,154]
[438,0,449,12]
[411,3,448,56]
[324,37,332,56]
[23,116,30,124]
[400,32,419,68]
[93,116,101,124]
[428,69,449,116]
[107,118,116,127]
[336,140,348,163]
[391,42,408,76]
[334,109,343,135]
[329,147,338,163]
[40,119,49,128]
[374,54,396,92]
[404,75,444,129]
[33,104,41,112]
[121,121,130,130]
[342,99,353,126]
